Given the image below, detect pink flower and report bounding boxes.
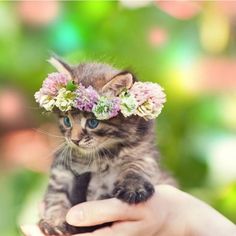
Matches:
[34,73,70,111]
[74,84,100,112]
[130,82,166,119]
[41,73,70,96]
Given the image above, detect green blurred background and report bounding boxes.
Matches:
[0,1,236,235]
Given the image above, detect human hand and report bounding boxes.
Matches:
[21,185,236,236]
[21,224,45,236]
[21,185,169,236]
[66,185,236,236]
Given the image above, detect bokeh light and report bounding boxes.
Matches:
[200,4,230,54]
[156,1,201,20]
[0,1,235,235]
[120,0,152,8]
[149,27,168,48]
[49,20,83,54]
[0,89,25,126]
[17,0,60,26]
[207,135,236,185]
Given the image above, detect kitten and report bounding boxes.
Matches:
[38,58,175,235]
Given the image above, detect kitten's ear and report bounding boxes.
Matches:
[102,72,134,96]
[48,56,73,80]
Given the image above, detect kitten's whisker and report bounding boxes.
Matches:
[58,147,64,166]
[55,144,69,167]
[42,141,67,163]
[63,148,69,168]
[72,147,82,175]
[33,128,65,139]
[97,149,103,175]
[62,145,68,168]
[65,146,71,169]
[69,147,76,174]
[88,148,95,169]
[55,146,65,167]
[103,147,113,160]
[100,147,112,165]
[83,148,93,172]
[87,147,96,169]
[102,148,111,168]
[25,106,41,110]
[68,147,72,170]
[51,141,66,154]
[99,151,105,176]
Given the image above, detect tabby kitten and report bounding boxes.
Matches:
[38,58,174,235]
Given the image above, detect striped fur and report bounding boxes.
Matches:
[39,61,175,235]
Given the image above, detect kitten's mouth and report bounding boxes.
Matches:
[71,139,81,146]
[67,139,98,153]
[67,138,117,155]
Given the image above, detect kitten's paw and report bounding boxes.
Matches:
[112,174,155,204]
[38,219,70,236]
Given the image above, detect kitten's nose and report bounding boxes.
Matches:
[71,139,80,145]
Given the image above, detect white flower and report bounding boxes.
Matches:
[38,95,56,111]
[92,96,120,120]
[119,90,138,117]
[135,99,163,120]
[130,82,166,120]
[55,88,76,112]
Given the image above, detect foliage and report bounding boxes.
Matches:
[0,2,235,235]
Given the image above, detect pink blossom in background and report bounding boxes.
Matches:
[1,124,62,172]
[196,58,236,92]
[217,2,236,19]
[149,27,168,47]
[155,1,201,20]
[0,89,28,126]
[17,0,60,26]
[0,90,23,122]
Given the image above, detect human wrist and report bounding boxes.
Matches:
[155,186,236,236]
[186,197,236,236]
[153,186,196,236]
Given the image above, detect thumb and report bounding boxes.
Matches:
[66,198,144,227]
[21,225,45,236]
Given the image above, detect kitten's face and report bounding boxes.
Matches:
[50,59,152,155]
[59,110,126,153]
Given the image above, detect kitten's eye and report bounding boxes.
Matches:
[63,116,71,128]
[87,118,99,129]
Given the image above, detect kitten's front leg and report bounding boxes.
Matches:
[113,160,155,204]
[39,166,74,236]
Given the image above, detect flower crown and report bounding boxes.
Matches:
[35,72,166,120]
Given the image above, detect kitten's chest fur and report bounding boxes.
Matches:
[69,153,128,202]
[86,165,119,201]
[67,143,173,204]
[68,166,118,205]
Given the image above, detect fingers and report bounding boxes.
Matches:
[67,198,145,227]
[73,227,114,236]
[73,221,141,236]
[21,225,45,236]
